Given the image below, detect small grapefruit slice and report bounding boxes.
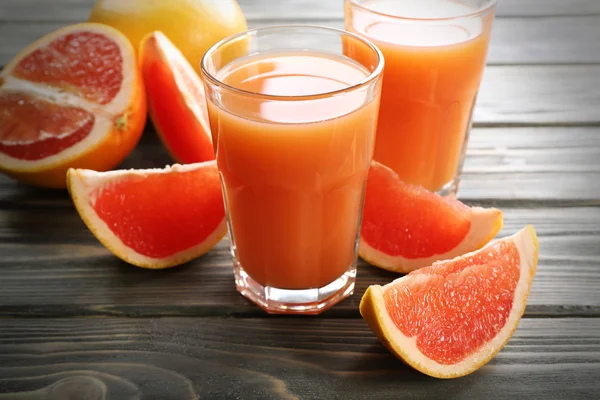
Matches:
[67,161,226,269]
[0,22,146,188]
[360,225,539,379]
[359,161,503,273]
[140,31,215,164]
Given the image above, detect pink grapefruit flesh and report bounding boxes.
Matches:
[359,161,503,273]
[140,31,215,164]
[67,161,227,269]
[360,225,539,378]
[13,31,123,105]
[0,22,146,188]
[0,91,94,160]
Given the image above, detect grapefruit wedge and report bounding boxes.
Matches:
[360,225,539,379]
[0,23,146,188]
[140,31,215,164]
[360,161,503,273]
[67,161,227,269]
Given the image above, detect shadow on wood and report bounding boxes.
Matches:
[0,318,599,399]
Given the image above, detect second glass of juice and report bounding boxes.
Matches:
[201,26,384,314]
[345,0,497,196]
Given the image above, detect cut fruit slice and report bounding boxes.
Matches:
[360,225,539,379]
[359,161,503,273]
[140,31,215,164]
[0,22,146,188]
[67,161,227,269]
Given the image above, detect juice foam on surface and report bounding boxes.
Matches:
[355,0,483,47]
[215,50,372,124]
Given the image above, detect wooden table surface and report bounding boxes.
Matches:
[1,0,599,398]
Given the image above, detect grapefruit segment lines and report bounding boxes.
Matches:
[360,225,539,379]
[67,161,227,269]
[359,161,503,273]
[0,22,146,188]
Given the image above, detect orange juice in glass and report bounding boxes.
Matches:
[345,0,497,195]
[201,26,384,314]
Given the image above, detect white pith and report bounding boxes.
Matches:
[153,31,212,138]
[68,161,227,268]
[360,207,502,273]
[367,226,538,378]
[0,23,137,172]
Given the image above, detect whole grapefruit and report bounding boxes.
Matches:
[88,0,248,73]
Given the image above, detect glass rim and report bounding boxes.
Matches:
[200,24,384,101]
[346,0,498,22]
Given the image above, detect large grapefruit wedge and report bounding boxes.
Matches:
[0,23,146,188]
[140,31,214,164]
[359,161,503,273]
[67,161,227,269]
[360,225,539,379]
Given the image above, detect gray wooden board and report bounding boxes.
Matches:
[2,126,597,206]
[1,17,600,65]
[0,0,599,398]
[2,0,600,21]
[0,317,599,399]
[4,34,600,125]
[0,203,598,317]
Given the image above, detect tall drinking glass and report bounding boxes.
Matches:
[201,26,384,314]
[345,0,497,196]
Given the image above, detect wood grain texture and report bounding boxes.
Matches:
[1,126,597,206]
[0,204,598,318]
[0,0,598,398]
[2,37,598,121]
[2,0,600,22]
[475,66,600,125]
[1,17,599,66]
[0,318,599,399]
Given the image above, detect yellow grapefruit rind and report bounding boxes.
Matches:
[359,225,539,379]
[88,0,249,75]
[0,22,146,188]
[359,207,504,274]
[67,162,227,269]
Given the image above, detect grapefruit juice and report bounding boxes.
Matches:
[345,0,496,194]
[201,26,384,314]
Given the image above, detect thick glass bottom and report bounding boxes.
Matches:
[234,260,356,315]
[436,176,461,198]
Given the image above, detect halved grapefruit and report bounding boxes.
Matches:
[359,161,503,273]
[360,225,539,379]
[139,31,214,164]
[67,161,227,269]
[0,22,146,188]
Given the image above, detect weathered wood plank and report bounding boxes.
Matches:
[246,17,600,65]
[0,318,598,399]
[2,17,600,65]
[244,0,600,19]
[2,126,598,205]
[1,0,599,22]
[475,66,600,125]
[0,205,598,317]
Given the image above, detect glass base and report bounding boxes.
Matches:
[234,260,356,315]
[436,176,461,198]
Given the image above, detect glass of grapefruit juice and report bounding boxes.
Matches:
[201,26,384,314]
[345,0,497,196]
